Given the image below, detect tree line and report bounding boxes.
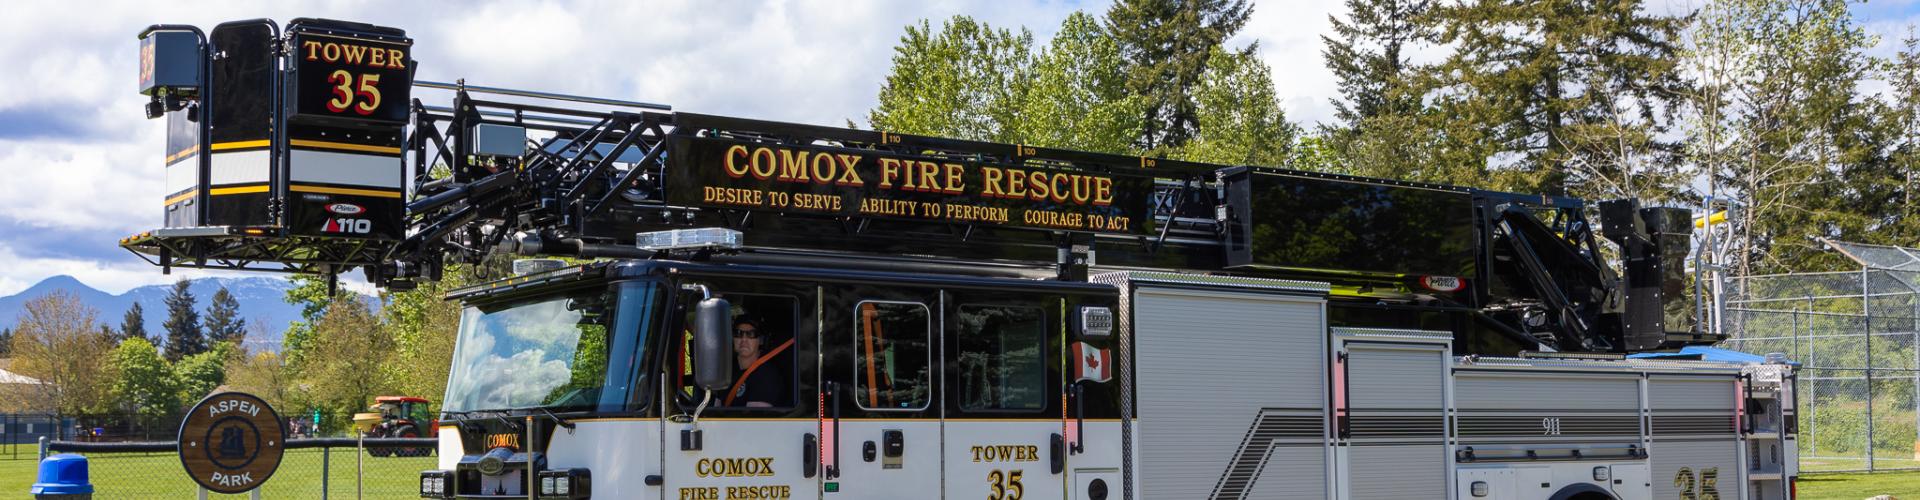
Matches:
[0,281,246,422]
[872,0,1919,275]
[0,272,464,435]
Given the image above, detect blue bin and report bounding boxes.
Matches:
[31,454,92,499]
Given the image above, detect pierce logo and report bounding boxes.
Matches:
[1419,275,1465,293]
[324,203,364,215]
[322,218,372,234]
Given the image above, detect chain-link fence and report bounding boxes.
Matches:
[2,415,61,460]
[35,438,437,499]
[1719,239,1920,473]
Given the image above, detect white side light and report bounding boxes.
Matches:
[1592,466,1611,482]
[1470,481,1489,497]
[636,227,744,251]
[1078,306,1114,339]
[512,258,568,276]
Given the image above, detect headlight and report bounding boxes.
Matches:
[537,468,591,499]
[419,470,453,498]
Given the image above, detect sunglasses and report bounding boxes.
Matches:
[733,329,762,339]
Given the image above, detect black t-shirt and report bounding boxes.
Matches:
[728,365,787,407]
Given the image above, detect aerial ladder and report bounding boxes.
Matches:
[123,18,1713,355]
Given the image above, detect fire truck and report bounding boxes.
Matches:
[126,18,1798,500]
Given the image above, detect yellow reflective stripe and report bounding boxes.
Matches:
[207,139,404,155]
[163,190,197,205]
[290,184,403,198]
[209,185,270,196]
[165,147,198,165]
[210,140,271,151]
[289,139,402,155]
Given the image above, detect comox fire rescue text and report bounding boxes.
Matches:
[122,18,1800,500]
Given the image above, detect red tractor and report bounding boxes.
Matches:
[361,396,437,457]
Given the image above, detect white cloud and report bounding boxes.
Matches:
[1238,1,1344,126]
[0,129,165,233]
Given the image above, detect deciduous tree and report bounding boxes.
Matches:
[869,16,1033,142]
[4,291,115,417]
[298,295,392,419]
[379,264,473,409]
[108,338,178,417]
[1007,11,1146,154]
[173,342,234,405]
[281,274,342,369]
[226,349,295,414]
[1694,0,1881,274]
[1177,47,1298,167]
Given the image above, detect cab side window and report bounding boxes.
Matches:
[677,294,798,409]
[956,305,1047,411]
[854,301,932,411]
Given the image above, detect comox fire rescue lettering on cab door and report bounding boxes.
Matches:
[678,457,791,500]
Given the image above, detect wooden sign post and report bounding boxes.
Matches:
[178,392,285,495]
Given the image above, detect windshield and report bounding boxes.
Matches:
[442,282,656,413]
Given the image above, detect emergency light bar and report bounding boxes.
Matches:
[635,228,743,252]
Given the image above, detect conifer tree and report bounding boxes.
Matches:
[1105,0,1253,151]
[1883,28,1920,243]
[119,303,147,343]
[1323,0,1431,126]
[1320,0,1442,180]
[1431,0,1690,199]
[162,280,205,362]
[204,286,247,345]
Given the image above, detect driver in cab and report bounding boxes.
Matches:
[725,318,787,408]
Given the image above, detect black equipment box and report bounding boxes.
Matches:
[1222,168,1478,280]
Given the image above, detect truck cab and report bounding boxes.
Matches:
[423,257,1124,499]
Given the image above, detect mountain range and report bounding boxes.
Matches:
[0,275,308,351]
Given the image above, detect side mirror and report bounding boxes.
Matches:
[694,296,733,392]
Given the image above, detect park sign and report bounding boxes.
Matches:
[664,135,1157,235]
[177,392,285,494]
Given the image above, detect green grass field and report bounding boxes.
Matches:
[1803,456,1920,472]
[0,443,31,461]
[2,448,434,499]
[1798,471,1920,499]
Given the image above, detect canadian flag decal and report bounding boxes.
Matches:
[1072,342,1112,383]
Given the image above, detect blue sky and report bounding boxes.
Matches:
[0,0,1915,296]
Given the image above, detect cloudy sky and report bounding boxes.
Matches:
[1,0,1916,296]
